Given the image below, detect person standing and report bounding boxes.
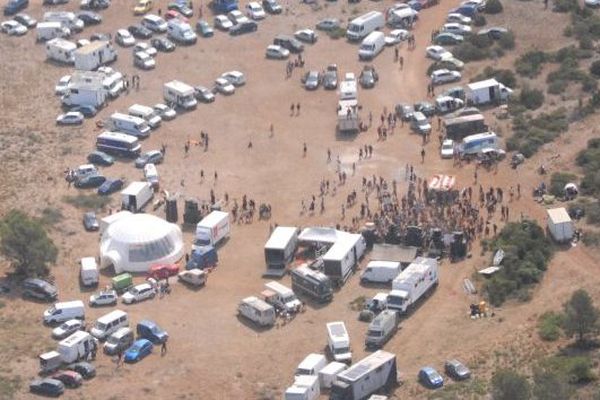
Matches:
[421,148,426,163]
[303,142,307,157]
[161,341,167,356]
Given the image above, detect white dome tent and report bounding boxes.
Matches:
[100,213,184,274]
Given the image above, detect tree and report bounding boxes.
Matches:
[492,369,531,400]
[563,289,599,345]
[485,0,504,14]
[533,369,573,400]
[0,210,57,277]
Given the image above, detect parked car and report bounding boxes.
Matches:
[303,70,321,90]
[221,71,245,86]
[1,20,27,35]
[442,22,472,36]
[419,367,444,389]
[263,0,282,14]
[441,139,455,159]
[128,24,152,39]
[414,101,436,117]
[164,9,187,21]
[81,0,111,9]
[151,37,175,52]
[116,28,136,46]
[133,42,157,56]
[135,150,163,168]
[295,28,317,43]
[87,151,114,166]
[76,174,106,189]
[97,178,124,195]
[273,34,303,53]
[228,9,249,25]
[122,283,156,304]
[195,85,215,102]
[29,378,65,397]
[71,105,97,117]
[395,103,414,121]
[323,64,338,90]
[89,289,118,306]
[359,65,379,89]
[426,45,452,61]
[246,1,266,19]
[124,338,153,363]
[178,269,207,286]
[134,51,155,69]
[434,32,464,45]
[66,362,96,379]
[148,263,179,280]
[214,14,233,30]
[266,44,289,59]
[23,278,57,301]
[154,103,176,120]
[90,32,111,41]
[55,75,71,96]
[56,112,84,126]
[445,359,471,380]
[214,77,235,94]
[385,29,409,46]
[168,1,193,17]
[431,69,462,85]
[229,20,257,35]
[83,211,99,231]
[586,0,600,6]
[316,18,339,31]
[477,26,508,40]
[52,370,83,388]
[137,320,169,344]
[77,11,102,25]
[52,319,84,339]
[13,13,36,28]
[446,12,471,24]
[196,20,213,37]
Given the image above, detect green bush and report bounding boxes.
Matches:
[515,51,548,77]
[506,109,569,157]
[327,26,346,40]
[538,311,563,341]
[491,369,531,400]
[548,80,568,94]
[519,86,545,110]
[576,138,600,195]
[63,194,112,210]
[590,60,600,77]
[453,42,490,62]
[469,34,493,49]
[499,31,516,49]
[473,14,487,27]
[549,172,577,197]
[472,67,516,88]
[553,0,578,12]
[485,0,503,13]
[542,356,596,384]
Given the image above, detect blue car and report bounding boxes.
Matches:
[87,151,114,166]
[97,178,124,195]
[137,320,169,344]
[419,367,444,389]
[124,339,153,363]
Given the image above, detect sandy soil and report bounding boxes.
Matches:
[1,0,600,399]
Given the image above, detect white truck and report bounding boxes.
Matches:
[387,257,438,314]
[43,11,84,33]
[465,78,513,105]
[110,113,151,138]
[121,181,153,212]
[326,321,352,363]
[74,41,118,71]
[365,310,399,349]
[285,375,320,400]
[337,73,360,134]
[264,226,299,277]
[318,362,348,389]
[263,281,302,313]
[46,38,77,64]
[330,351,397,400]
[163,80,198,110]
[43,300,85,324]
[238,296,276,327]
[387,6,418,29]
[347,11,385,41]
[37,21,70,42]
[80,257,99,287]
[61,80,107,108]
[360,261,401,284]
[322,233,366,286]
[57,331,98,364]
[547,207,574,243]
[194,211,230,247]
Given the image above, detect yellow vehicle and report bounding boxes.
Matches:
[133,0,153,15]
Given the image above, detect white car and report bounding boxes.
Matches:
[76,38,91,47]
[52,319,84,340]
[426,45,452,61]
[228,10,250,25]
[133,42,157,57]
[431,69,462,85]
[1,20,27,36]
[214,77,235,95]
[461,0,486,10]
[178,269,207,286]
[266,44,289,59]
[441,139,455,159]
[442,23,472,36]
[384,29,409,46]
[246,2,266,20]
[446,13,472,25]
[122,283,156,304]
[134,51,155,69]
[214,15,233,30]
[56,112,84,125]
[55,75,71,96]
[441,56,464,70]
[116,29,136,47]
[89,290,118,306]
[154,103,176,120]
[221,71,245,86]
[294,28,318,44]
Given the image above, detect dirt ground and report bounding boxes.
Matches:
[1,0,600,399]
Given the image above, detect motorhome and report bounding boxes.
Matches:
[74,41,117,71]
[346,11,384,41]
[330,351,397,400]
[37,21,70,42]
[96,131,142,158]
[365,310,399,348]
[43,300,85,324]
[387,257,438,314]
[322,233,366,286]
[61,73,107,108]
[163,80,198,110]
[194,211,230,247]
[264,226,299,276]
[121,181,153,212]
[128,104,162,129]
[46,38,76,64]
[360,261,401,284]
[238,296,276,327]
[80,257,99,287]
[167,19,197,44]
[110,113,151,138]
[57,331,97,364]
[326,321,352,363]
[90,309,129,340]
[291,264,333,303]
[337,73,360,133]
[263,281,302,313]
[43,11,84,33]
[465,78,512,105]
[458,132,498,156]
[358,31,385,60]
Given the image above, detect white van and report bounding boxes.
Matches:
[80,257,99,287]
[460,132,499,155]
[238,296,276,327]
[360,261,401,284]
[142,14,168,33]
[264,281,302,313]
[326,321,352,363]
[358,31,385,61]
[411,111,431,135]
[37,21,71,42]
[128,104,161,129]
[43,300,85,324]
[90,309,129,340]
[296,353,327,377]
[103,327,134,355]
[346,11,384,41]
[110,112,151,138]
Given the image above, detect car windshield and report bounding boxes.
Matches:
[95,322,107,330]
[367,329,382,337]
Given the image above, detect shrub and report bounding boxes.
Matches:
[515,51,548,77]
[553,0,578,12]
[499,31,516,49]
[549,172,577,197]
[538,311,563,341]
[62,194,111,210]
[327,26,346,40]
[491,369,531,400]
[506,109,569,157]
[590,60,600,77]
[473,14,487,27]
[542,355,596,384]
[576,138,600,195]
[485,0,503,13]
[563,289,600,346]
[532,369,573,400]
[548,80,568,94]
[469,34,493,49]
[472,67,516,88]
[519,86,545,110]
[453,42,489,62]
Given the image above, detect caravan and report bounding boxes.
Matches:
[264,226,299,276]
[330,351,397,400]
[46,38,76,64]
[74,41,117,71]
[57,331,98,364]
[110,113,151,138]
[322,233,366,286]
[459,132,498,156]
[346,11,384,41]
[129,104,162,129]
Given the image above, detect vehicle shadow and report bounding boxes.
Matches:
[235,314,274,333]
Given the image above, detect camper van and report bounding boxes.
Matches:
[358,31,385,60]
[96,131,142,158]
[43,300,85,324]
[43,11,84,33]
[57,331,98,364]
[167,19,197,44]
[90,309,129,340]
[100,67,124,98]
[37,21,70,42]
[322,233,366,286]
[291,265,333,303]
[296,353,327,377]
[80,257,99,287]
[74,41,118,71]
[163,80,197,110]
[360,261,401,284]
[459,132,498,156]
[121,181,153,212]
[110,113,151,138]
[330,351,397,400]
[263,281,302,313]
[346,11,384,41]
[264,226,299,276]
[365,310,399,348]
[326,321,352,363]
[128,104,162,129]
[46,38,77,64]
[238,296,276,327]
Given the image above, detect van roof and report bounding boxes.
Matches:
[366,260,400,269]
[80,257,97,270]
[265,226,298,250]
[242,296,273,312]
[75,40,110,56]
[97,131,139,143]
[265,281,294,296]
[54,300,84,309]
[97,309,127,324]
[110,327,132,339]
[111,112,146,123]
[362,31,384,43]
[547,207,571,224]
[298,353,326,369]
[198,210,229,227]
[121,181,151,195]
[467,78,500,91]
[350,10,383,25]
[462,132,496,142]
[165,80,194,93]
[326,321,348,338]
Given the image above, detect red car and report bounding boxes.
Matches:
[52,371,83,388]
[148,264,179,280]
[164,10,188,22]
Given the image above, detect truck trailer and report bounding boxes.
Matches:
[194,211,230,247]
[387,257,438,314]
[465,78,512,106]
[547,207,574,243]
[264,226,299,277]
[120,181,153,212]
[322,233,366,286]
[74,40,117,71]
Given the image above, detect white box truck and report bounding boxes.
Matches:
[194,211,230,247]
[264,226,299,276]
[330,351,397,400]
[110,113,151,138]
[326,321,352,363]
[121,181,153,212]
[264,281,302,313]
[365,310,399,349]
[61,80,107,108]
[163,80,198,110]
[547,207,574,243]
[387,257,438,314]
[322,233,366,286]
[358,31,385,61]
[319,362,348,389]
[57,331,98,364]
[46,38,77,64]
[74,41,118,71]
[296,353,327,377]
[459,132,499,156]
[346,11,384,41]
[465,78,512,105]
[37,21,70,42]
[80,257,99,287]
[238,296,276,326]
[43,300,85,324]
[285,375,320,400]
[360,261,401,284]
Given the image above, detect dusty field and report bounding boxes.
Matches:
[1,0,600,399]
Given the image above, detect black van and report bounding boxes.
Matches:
[3,0,28,16]
[273,34,304,53]
[23,278,58,301]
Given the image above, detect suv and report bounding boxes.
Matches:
[263,0,282,14]
[89,289,118,306]
[273,34,304,53]
[122,283,156,304]
[4,0,28,16]
[23,278,58,301]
